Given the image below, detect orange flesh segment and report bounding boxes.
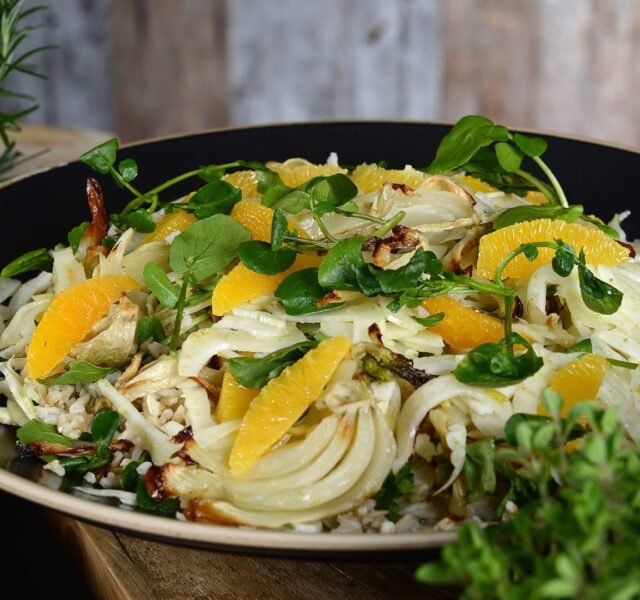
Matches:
[216,370,259,423]
[142,209,196,244]
[540,353,609,417]
[229,336,352,476]
[349,163,426,193]
[477,219,630,280]
[26,275,139,379]
[223,170,260,199]
[458,175,498,194]
[270,159,346,188]
[230,201,282,243]
[421,296,503,352]
[211,252,323,317]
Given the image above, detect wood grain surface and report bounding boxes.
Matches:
[50,513,457,600]
[9,0,640,146]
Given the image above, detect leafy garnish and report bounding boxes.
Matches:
[275,268,342,315]
[143,263,179,309]
[373,458,418,522]
[68,222,89,252]
[1,247,52,277]
[411,313,445,327]
[237,240,296,275]
[493,204,584,230]
[228,341,317,388]
[137,315,166,345]
[182,180,241,219]
[135,476,180,514]
[17,420,74,446]
[39,361,115,385]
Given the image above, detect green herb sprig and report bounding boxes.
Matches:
[417,392,640,599]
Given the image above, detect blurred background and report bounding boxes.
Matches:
[7,0,640,146]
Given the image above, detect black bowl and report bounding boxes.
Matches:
[0,121,638,556]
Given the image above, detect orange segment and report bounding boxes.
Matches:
[458,175,498,194]
[421,296,503,352]
[540,353,609,417]
[229,336,352,476]
[349,163,426,193]
[142,209,196,244]
[211,252,323,316]
[223,170,259,199]
[26,275,139,379]
[269,158,346,188]
[231,201,280,242]
[477,219,630,280]
[216,370,259,423]
[525,191,549,205]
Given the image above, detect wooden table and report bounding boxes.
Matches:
[2,126,457,599]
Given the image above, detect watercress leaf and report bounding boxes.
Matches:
[412,312,445,327]
[522,244,539,262]
[373,458,418,522]
[17,419,74,446]
[552,241,577,277]
[40,361,115,385]
[137,315,166,345]
[169,214,250,280]
[454,333,543,386]
[135,476,180,514]
[258,169,295,206]
[495,142,524,173]
[513,132,548,158]
[118,158,138,182]
[317,236,366,291]
[271,209,289,249]
[427,115,509,173]
[264,189,310,214]
[228,341,316,388]
[494,205,584,230]
[275,268,342,315]
[567,339,593,353]
[237,240,296,275]
[1,247,52,277]
[463,439,497,499]
[185,180,242,219]
[504,413,553,446]
[123,209,156,233]
[143,263,179,308]
[577,262,623,315]
[374,248,428,294]
[580,214,619,239]
[91,410,120,456]
[309,174,358,208]
[68,221,89,252]
[80,138,118,174]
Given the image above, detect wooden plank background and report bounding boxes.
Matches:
[7,0,640,146]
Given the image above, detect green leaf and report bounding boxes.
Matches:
[68,222,89,252]
[454,333,543,386]
[184,180,241,219]
[522,243,539,262]
[91,411,120,457]
[265,189,310,214]
[374,248,429,294]
[317,236,366,291]
[271,209,289,249]
[275,268,342,315]
[495,142,523,173]
[567,338,593,353]
[228,341,316,388]
[123,209,156,233]
[308,174,358,209]
[143,263,179,308]
[118,158,138,182]
[39,361,115,385]
[580,214,619,239]
[237,240,296,275]
[80,138,118,174]
[1,247,51,277]
[552,241,577,277]
[577,261,623,315]
[411,312,445,327]
[137,315,166,345]
[494,205,584,230]
[513,132,548,158]
[169,214,250,281]
[427,115,509,173]
[541,388,564,416]
[373,459,418,522]
[120,451,150,492]
[463,439,496,499]
[135,476,180,514]
[17,419,74,446]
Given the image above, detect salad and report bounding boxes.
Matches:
[0,116,637,535]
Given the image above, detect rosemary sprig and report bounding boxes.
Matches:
[0,0,54,178]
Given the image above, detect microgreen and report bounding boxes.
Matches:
[228,340,317,388]
[237,241,296,275]
[182,180,241,219]
[275,268,342,315]
[374,458,418,522]
[143,263,179,309]
[123,209,156,233]
[137,315,166,345]
[1,247,51,277]
[411,313,445,327]
[39,361,115,385]
[426,115,568,207]
[17,420,74,446]
[67,222,89,252]
[493,204,584,229]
